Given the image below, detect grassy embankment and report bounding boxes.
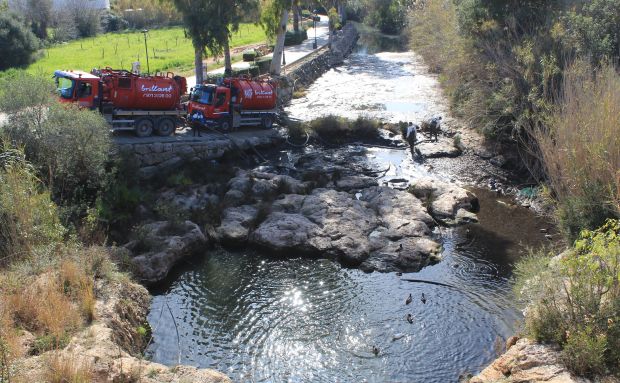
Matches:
[0,73,136,381]
[26,24,267,76]
[408,0,620,378]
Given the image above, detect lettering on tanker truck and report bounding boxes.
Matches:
[140,84,175,99]
[243,89,273,98]
[140,84,174,92]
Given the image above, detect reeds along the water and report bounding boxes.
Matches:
[534,60,620,233]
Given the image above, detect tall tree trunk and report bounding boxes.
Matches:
[293,4,300,32]
[194,46,204,84]
[328,19,333,49]
[223,38,232,76]
[270,6,290,75]
[339,2,346,24]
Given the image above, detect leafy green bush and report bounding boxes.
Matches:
[0,12,40,71]
[256,56,272,74]
[0,147,65,263]
[366,0,409,35]
[284,30,308,46]
[242,48,259,62]
[515,219,620,376]
[0,73,111,223]
[296,115,381,144]
[559,0,620,63]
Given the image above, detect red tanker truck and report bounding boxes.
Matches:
[187,77,277,131]
[53,68,187,137]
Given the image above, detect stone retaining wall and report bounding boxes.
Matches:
[278,23,360,104]
[115,131,283,179]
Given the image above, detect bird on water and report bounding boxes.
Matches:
[405,293,412,305]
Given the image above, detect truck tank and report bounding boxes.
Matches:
[100,69,186,110]
[226,78,277,110]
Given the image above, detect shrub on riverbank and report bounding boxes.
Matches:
[0,73,111,226]
[0,147,124,380]
[533,61,620,240]
[515,219,620,377]
[409,0,619,141]
[410,0,620,239]
[287,115,381,144]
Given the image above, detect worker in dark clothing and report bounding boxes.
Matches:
[192,123,201,137]
[429,116,442,142]
[405,122,418,155]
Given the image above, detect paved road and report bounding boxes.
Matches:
[186,15,330,87]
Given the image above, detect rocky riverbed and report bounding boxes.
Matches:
[136,25,558,383]
[127,146,482,285]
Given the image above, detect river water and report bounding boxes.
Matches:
[146,27,551,382]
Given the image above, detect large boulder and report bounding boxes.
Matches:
[416,139,462,158]
[470,338,590,383]
[126,221,207,284]
[409,178,478,225]
[335,175,379,191]
[216,205,259,245]
[156,186,220,214]
[246,187,441,271]
[251,212,323,255]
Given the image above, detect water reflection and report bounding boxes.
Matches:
[145,25,551,383]
[147,195,544,382]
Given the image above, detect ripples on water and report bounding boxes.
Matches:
[147,199,549,383]
[146,29,552,382]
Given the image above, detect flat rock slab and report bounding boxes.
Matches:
[471,338,590,383]
[416,139,462,158]
[409,177,478,225]
[126,220,207,285]
[244,186,441,272]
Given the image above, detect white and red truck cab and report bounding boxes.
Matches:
[187,77,277,131]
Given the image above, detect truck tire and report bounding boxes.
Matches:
[219,118,231,132]
[135,118,154,137]
[156,117,176,136]
[262,115,274,129]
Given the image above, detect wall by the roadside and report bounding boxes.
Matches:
[277,23,360,105]
[115,130,283,180]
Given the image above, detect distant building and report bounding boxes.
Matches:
[51,0,110,10]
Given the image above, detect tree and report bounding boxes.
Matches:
[63,0,104,37]
[171,0,223,84]
[0,12,39,71]
[220,0,260,75]
[0,73,111,222]
[292,0,300,32]
[261,0,292,75]
[9,0,52,39]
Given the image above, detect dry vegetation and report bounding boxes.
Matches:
[0,148,121,381]
[45,352,94,383]
[533,61,620,239]
[287,115,382,144]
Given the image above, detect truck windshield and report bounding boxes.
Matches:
[55,77,75,99]
[191,87,214,105]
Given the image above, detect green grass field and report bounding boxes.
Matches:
[26,24,267,77]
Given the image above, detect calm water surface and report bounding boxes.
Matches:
[146,28,550,382]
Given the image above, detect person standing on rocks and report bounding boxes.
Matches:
[406,122,418,155]
[429,116,442,142]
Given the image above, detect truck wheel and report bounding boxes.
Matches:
[135,118,154,137]
[219,119,231,132]
[262,115,274,129]
[156,117,176,136]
